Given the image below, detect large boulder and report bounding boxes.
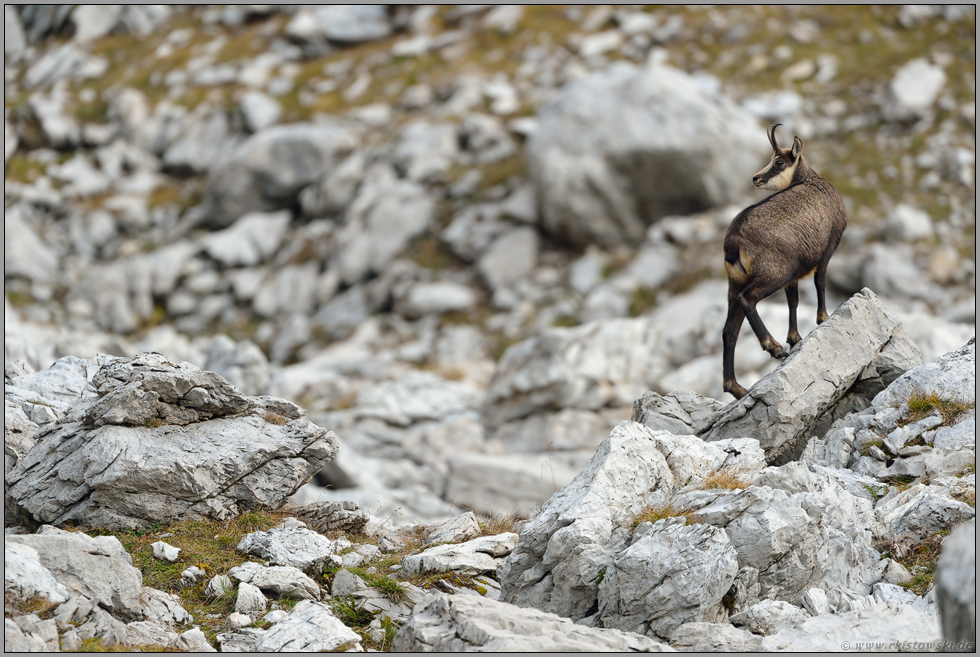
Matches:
[203,122,358,228]
[527,61,767,248]
[6,353,337,530]
[498,421,763,622]
[598,518,739,640]
[392,592,673,652]
[699,289,922,464]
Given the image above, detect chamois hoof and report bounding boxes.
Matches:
[786,333,801,348]
[724,381,748,400]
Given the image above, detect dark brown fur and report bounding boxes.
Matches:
[722,125,846,399]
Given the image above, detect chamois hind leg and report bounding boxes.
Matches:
[785,282,801,347]
[737,282,790,360]
[722,286,748,399]
[814,254,833,324]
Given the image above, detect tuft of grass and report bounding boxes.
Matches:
[701,470,750,491]
[477,511,526,537]
[900,393,974,428]
[348,567,408,603]
[862,483,885,504]
[631,504,698,529]
[629,287,658,317]
[262,412,288,426]
[143,417,165,429]
[330,594,376,626]
[4,594,59,619]
[884,530,946,597]
[408,236,465,271]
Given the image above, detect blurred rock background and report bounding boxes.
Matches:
[4,5,975,524]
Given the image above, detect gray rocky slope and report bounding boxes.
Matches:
[5,288,975,651]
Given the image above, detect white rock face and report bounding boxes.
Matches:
[393,592,673,652]
[499,422,677,619]
[6,526,144,621]
[696,464,883,608]
[140,587,192,626]
[528,61,766,248]
[255,600,362,652]
[4,541,70,605]
[598,518,739,639]
[760,601,942,651]
[669,621,762,652]
[485,316,671,427]
[202,210,291,268]
[874,483,975,542]
[424,512,482,546]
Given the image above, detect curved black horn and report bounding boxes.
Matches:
[767,123,783,151]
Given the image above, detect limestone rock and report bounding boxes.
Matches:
[631,390,725,436]
[499,422,676,620]
[424,512,482,546]
[669,622,763,652]
[237,525,338,573]
[140,587,192,626]
[290,500,370,535]
[7,354,337,530]
[528,61,765,248]
[235,582,268,618]
[254,600,362,652]
[760,602,941,651]
[598,518,739,640]
[228,561,321,601]
[151,541,180,563]
[729,600,808,636]
[401,533,519,576]
[4,541,70,605]
[6,526,144,621]
[700,289,921,464]
[393,592,673,652]
[204,122,357,229]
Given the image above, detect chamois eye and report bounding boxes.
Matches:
[775,159,784,167]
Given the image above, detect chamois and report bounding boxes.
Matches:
[722,124,846,399]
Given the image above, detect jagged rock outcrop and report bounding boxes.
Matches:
[700,289,922,464]
[6,353,337,530]
[6,526,145,621]
[498,421,764,623]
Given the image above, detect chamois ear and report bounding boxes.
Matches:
[792,136,804,159]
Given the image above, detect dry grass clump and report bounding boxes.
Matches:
[900,392,974,427]
[631,504,698,529]
[701,470,750,491]
[262,412,288,426]
[882,530,947,597]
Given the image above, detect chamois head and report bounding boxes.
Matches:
[752,124,804,192]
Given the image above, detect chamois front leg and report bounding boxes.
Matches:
[722,293,748,400]
[785,282,801,347]
[737,284,789,360]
